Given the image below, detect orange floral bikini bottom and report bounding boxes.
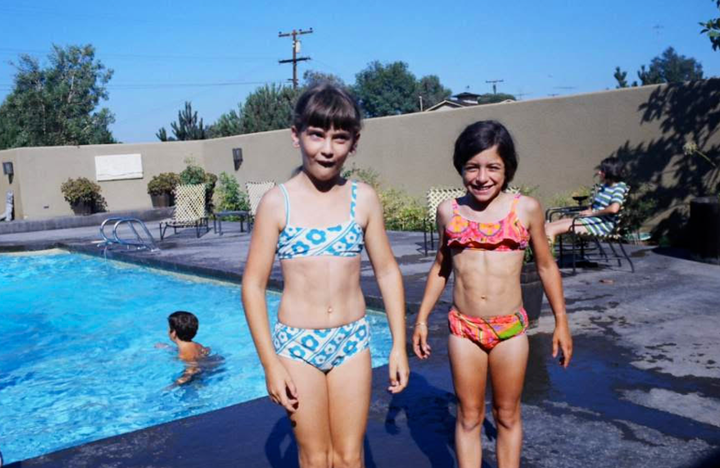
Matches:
[448,307,528,352]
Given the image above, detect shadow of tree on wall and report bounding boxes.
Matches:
[609,79,720,243]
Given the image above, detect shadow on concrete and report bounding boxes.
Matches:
[263,414,379,468]
[385,372,457,466]
[609,79,720,244]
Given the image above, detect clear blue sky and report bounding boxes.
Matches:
[1,0,718,143]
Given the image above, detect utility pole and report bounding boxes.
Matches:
[278,28,313,89]
[486,79,504,94]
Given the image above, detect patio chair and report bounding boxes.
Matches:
[159,184,210,240]
[549,186,634,274]
[246,181,276,229]
[423,186,466,256]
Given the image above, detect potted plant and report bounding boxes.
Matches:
[180,159,217,212]
[60,177,106,215]
[147,172,180,208]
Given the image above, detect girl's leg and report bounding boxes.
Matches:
[448,334,489,468]
[488,334,529,468]
[545,218,590,240]
[327,348,372,468]
[279,356,333,468]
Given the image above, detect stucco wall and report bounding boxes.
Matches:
[8,141,205,219]
[2,80,718,237]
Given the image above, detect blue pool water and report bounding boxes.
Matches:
[0,250,394,464]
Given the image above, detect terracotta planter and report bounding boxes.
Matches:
[521,262,544,328]
[70,200,94,216]
[151,193,172,208]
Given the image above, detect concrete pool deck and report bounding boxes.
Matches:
[2,219,719,467]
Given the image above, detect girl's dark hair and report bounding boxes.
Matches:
[598,156,625,183]
[453,120,518,190]
[293,83,362,137]
[168,311,199,342]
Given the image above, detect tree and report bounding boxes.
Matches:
[476,93,516,105]
[209,105,243,138]
[613,47,704,89]
[0,44,115,149]
[614,66,629,88]
[302,70,345,88]
[700,0,720,51]
[240,84,300,134]
[417,75,451,110]
[157,102,208,141]
[352,61,418,117]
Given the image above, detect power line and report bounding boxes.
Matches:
[278,28,313,89]
[486,79,504,94]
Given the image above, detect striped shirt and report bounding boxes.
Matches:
[579,182,628,235]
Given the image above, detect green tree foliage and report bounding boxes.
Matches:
[700,0,720,51]
[240,84,300,134]
[157,102,208,141]
[417,75,452,109]
[209,105,243,138]
[353,61,419,117]
[614,47,704,88]
[0,44,115,149]
[614,66,629,88]
[302,70,346,88]
[476,93,516,105]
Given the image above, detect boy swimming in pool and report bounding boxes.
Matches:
[165,310,211,385]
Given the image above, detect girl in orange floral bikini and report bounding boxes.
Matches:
[412,120,573,468]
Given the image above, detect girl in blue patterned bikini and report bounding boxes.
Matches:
[242,83,409,468]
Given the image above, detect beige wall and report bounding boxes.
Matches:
[8,140,204,219]
[2,80,718,238]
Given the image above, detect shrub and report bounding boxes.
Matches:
[60,177,107,211]
[180,158,217,211]
[147,172,180,196]
[380,188,425,231]
[547,185,593,209]
[216,172,249,212]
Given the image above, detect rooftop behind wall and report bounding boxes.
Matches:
[1,80,718,239]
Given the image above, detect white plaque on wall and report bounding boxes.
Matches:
[95,154,143,181]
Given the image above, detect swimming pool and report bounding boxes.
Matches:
[0,250,394,464]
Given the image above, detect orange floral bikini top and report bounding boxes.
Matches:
[445,195,530,251]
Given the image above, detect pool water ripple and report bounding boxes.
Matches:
[0,251,394,464]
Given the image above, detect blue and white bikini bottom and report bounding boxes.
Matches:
[272,316,370,372]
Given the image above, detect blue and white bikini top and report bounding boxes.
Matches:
[276,180,365,260]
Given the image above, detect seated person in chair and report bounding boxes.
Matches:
[545,157,628,243]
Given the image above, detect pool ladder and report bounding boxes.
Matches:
[99,217,159,252]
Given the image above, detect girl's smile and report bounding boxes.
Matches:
[461,145,506,203]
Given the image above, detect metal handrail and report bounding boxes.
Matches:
[98,217,159,252]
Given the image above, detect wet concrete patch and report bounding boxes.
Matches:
[621,389,720,428]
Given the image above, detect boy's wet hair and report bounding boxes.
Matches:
[293,83,362,137]
[453,120,518,190]
[168,311,199,342]
[598,156,625,183]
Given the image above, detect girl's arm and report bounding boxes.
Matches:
[241,190,299,412]
[579,202,621,217]
[525,197,573,368]
[361,184,409,394]
[412,202,453,359]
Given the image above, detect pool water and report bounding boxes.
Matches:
[0,251,394,464]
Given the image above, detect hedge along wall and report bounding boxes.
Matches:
[2,80,718,239]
